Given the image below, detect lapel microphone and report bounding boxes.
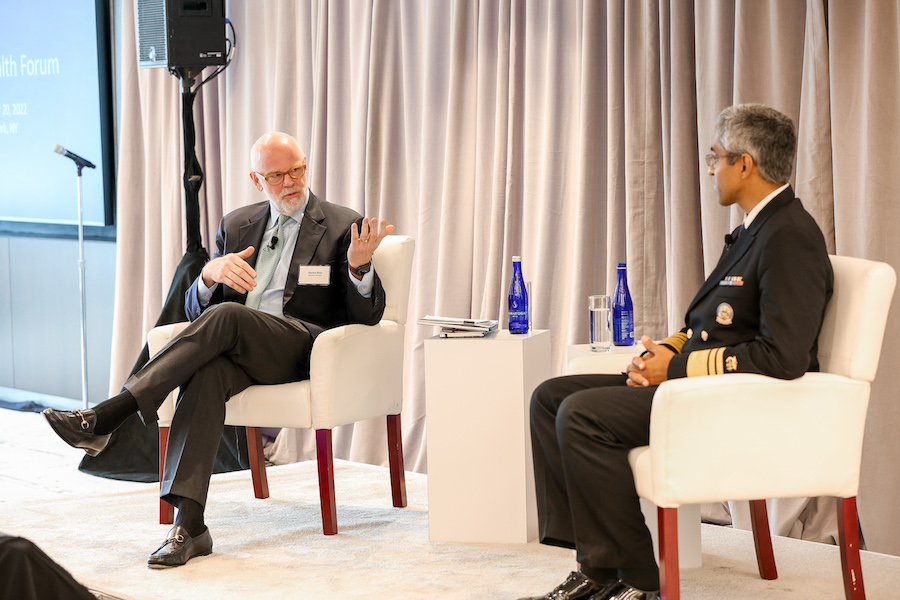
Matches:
[724,224,745,250]
[269,235,279,250]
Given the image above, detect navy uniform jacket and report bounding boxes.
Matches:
[184,192,385,339]
[664,186,833,380]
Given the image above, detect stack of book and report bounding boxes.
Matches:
[417,315,500,338]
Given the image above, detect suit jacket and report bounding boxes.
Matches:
[664,186,833,380]
[184,192,385,339]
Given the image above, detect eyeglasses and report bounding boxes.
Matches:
[257,164,307,186]
[705,152,738,167]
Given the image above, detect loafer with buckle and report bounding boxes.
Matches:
[518,571,617,600]
[589,580,660,600]
[147,525,213,568]
[42,408,111,457]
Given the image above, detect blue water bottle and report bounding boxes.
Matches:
[508,256,529,334]
[612,262,634,345]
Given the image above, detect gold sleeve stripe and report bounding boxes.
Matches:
[686,349,711,376]
[660,332,688,353]
[686,347,727,376]
[712,347,725,374]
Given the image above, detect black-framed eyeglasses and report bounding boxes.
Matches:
[257,164,307,186]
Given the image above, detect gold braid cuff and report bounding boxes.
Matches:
[685,347,726,376]
[659,332,688,354]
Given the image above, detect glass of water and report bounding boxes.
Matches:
[589,295,612,352]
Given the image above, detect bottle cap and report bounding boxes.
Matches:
[513,256,521,261]
[617,262,626,268]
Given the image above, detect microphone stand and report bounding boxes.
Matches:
[56,144,94,410]
[76,164,89,410]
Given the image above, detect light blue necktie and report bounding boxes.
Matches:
[245,214,290,310]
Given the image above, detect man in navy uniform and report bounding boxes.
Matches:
[522,104,833,600]
[43,132,394,568]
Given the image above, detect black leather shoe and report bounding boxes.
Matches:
[518,572,617,600]
[147,526,213,568]
[588,580,660,600]
[42,408,111,457]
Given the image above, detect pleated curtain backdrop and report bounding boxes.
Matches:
[109,0,900,555]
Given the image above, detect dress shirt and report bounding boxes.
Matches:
[743,183,789,228]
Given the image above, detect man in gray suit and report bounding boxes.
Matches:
[44,132,394,568]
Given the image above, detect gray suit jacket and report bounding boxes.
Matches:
[184,192,385,339]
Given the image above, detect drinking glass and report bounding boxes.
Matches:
[589,295,612,352]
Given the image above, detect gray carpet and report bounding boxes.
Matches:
[2,408,899,599]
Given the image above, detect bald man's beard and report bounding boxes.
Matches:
[268,181,307,216]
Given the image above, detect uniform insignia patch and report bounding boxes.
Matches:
[716,302,734,326]
[725,356,738,371]
[719,276,744,286]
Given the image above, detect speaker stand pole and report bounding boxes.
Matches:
[173,67,205,254]
[76,164,89,410]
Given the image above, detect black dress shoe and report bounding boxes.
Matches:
[42,408,111,457]
[147,526,213,568]
[588,580,660,600]
[518,572,618,600]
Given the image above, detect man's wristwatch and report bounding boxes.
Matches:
[350,262,372,277]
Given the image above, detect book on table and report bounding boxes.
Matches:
[417,315,499,337]
[438,329,489,338]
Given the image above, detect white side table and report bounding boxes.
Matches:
[565,343,702,569]
[424,329,551,543]
[567,342,641,373]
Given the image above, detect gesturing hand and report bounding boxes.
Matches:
[201,246,258,294]
[625,335,674,387]
[348,218,395,275]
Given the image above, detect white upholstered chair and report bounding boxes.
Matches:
[570,255,895,600]
[147,235,415,535]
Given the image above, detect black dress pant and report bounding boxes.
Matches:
[530,373,658,574]
[123,302,313,508]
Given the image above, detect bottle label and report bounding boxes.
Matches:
[613,310,634,345]
[509,302,529,333]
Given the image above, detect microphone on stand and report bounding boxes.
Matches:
[53,144,94,408]
[53,144,96,169]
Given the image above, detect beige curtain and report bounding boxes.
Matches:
[110,0,900,556]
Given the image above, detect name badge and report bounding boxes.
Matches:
[299,265,331,286]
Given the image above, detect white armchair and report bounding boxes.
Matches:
[566,255,895,600]
[147,235,416,535]
[629,255,895,600]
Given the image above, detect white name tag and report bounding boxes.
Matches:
[298,265,331,286]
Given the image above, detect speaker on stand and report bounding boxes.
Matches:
[136,0,233,253]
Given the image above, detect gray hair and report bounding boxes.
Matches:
[714,104,796,184]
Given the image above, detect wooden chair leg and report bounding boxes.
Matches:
[837,497,866,600]
[387,414,407,508]
[749,499,778,580]
[158,426,174,525]
[658,507,680,600]
[246,426,269,499]
[316,429,338,535]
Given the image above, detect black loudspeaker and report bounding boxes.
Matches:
[137,0,227,69]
